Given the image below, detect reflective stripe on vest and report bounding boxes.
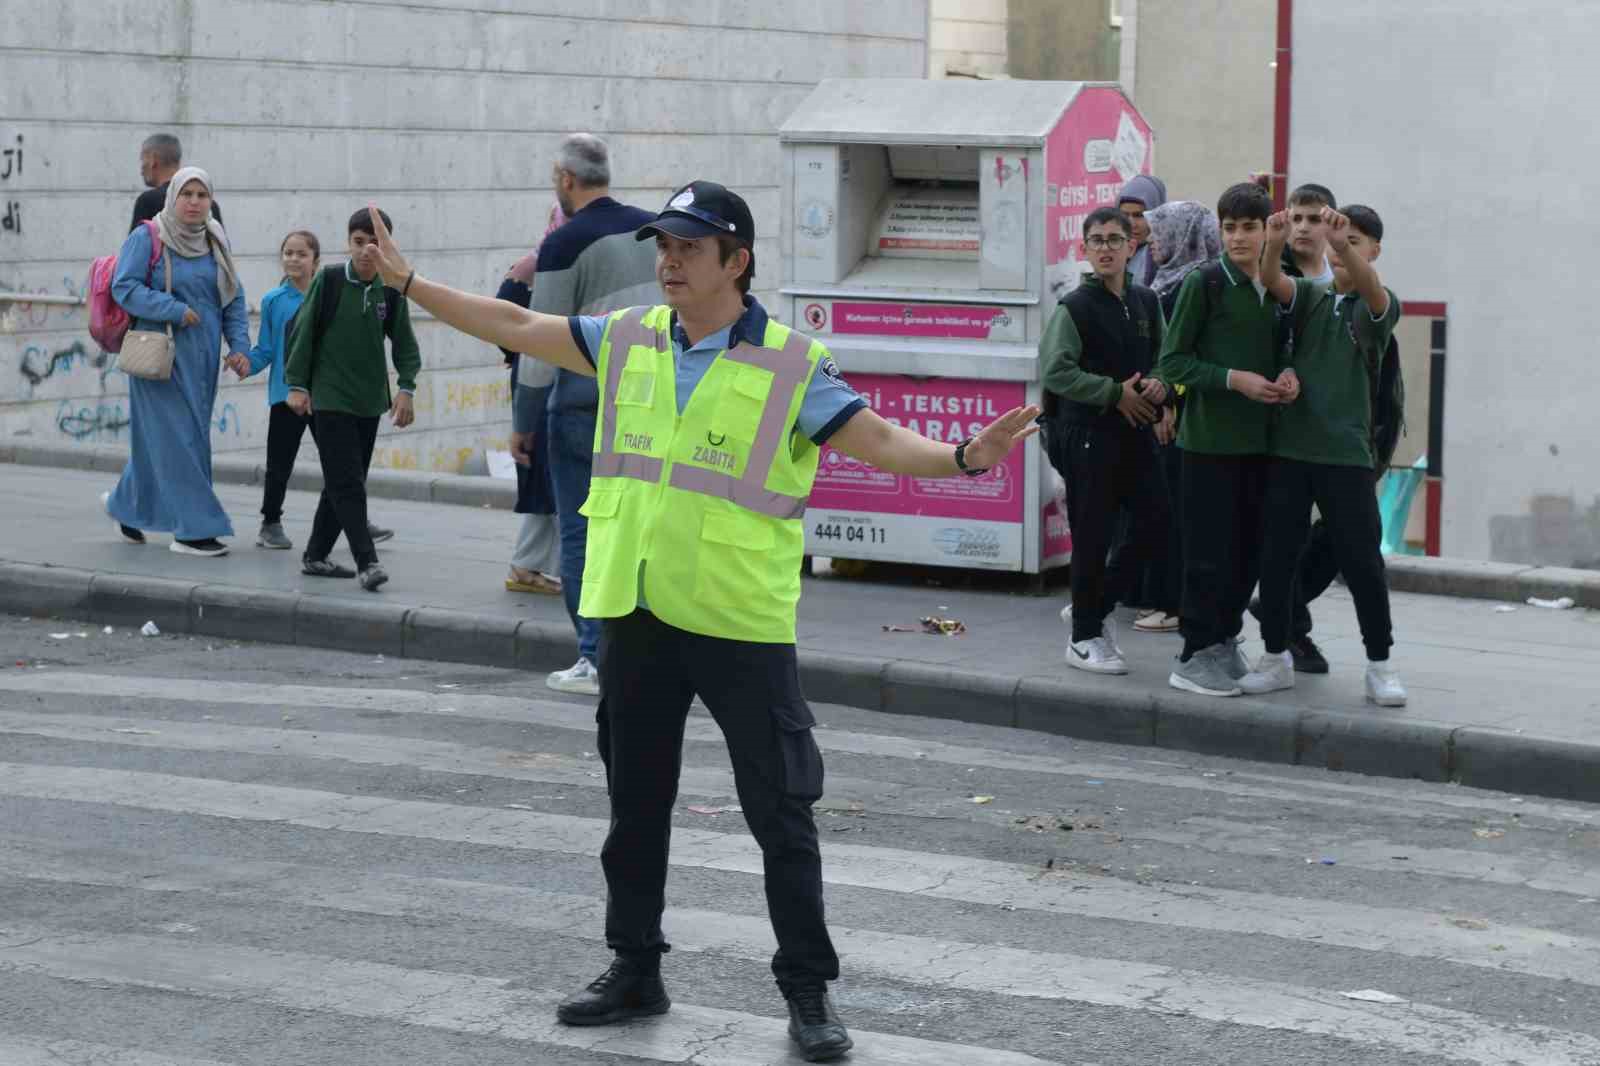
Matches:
[594,307,812,521]
[592,308,666,483]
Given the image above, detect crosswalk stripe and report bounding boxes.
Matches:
[5,670,1594,827]
[6,706,1594,897]
[0,762,1592,986]
[0,709,911,816]
[0,925,1058,1066]
[3,841,1596,1066]
[0,1034,238,1066]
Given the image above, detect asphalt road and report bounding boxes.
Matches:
[1,614,1597,1066]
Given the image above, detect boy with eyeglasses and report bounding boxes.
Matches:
[1039,206,1170,675]
[1155,182,1297,697]
[1242,204,1406,706]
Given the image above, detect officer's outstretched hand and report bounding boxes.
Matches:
[962,404,1042,470]
[366,204,412,290]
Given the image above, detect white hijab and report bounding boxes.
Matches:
[155,166,240,306]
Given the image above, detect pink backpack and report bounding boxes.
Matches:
[88,220,162,353]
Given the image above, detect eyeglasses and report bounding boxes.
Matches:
[1085,234,1129,250]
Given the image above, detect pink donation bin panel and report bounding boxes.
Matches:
[811,375,1027,568]
[779,79,1152,572]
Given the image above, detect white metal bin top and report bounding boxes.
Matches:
[778,79,1110,147]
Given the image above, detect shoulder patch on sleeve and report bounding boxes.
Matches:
[819,356,844,384]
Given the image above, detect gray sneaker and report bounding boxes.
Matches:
[358,563,389,592]
[367,521,394,544]
[1169,644,1243,697]
[256,522,293,550]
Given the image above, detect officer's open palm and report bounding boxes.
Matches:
[963,404,1042,470]
[366,204,411,290]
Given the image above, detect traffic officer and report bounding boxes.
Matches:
[361,184,1038,1063]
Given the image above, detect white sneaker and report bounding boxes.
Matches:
[1066,635,1128,675]
[1365,662,1407,707]
[547,657,600,696]
[1239,651,1295,695]
[1059,602,1072,624]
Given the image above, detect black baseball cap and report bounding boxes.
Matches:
[636,180,755,244]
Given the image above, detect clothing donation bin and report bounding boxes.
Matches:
[779,78,1154,572]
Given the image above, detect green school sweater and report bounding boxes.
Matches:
[284,262,421,418]
[1154,256,1281,456]
[1272,278,1400,468]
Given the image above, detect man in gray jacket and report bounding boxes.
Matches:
[516,134,657,695]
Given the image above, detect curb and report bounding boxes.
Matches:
[0,443,518,512]
[6,446,1598,606]
[4,559,1597,804]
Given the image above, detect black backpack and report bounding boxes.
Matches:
[1368,333,1406,472]
[288,264,400,350]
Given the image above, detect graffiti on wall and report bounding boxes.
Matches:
[18,340,102,387]
[55,399,128,441]
[0,133,20,237]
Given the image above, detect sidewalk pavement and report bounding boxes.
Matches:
[3,459,1600,803]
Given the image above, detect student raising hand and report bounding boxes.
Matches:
[365,204,412,289]
[1321,206,1351,249]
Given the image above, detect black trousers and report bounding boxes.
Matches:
[260,401,316,524]
[1286,518,1340,639]
[1258,458,1393,661]
[1054,425,1171,643]
[596,610,838,990]
[1104,439,1184,617]
[305,411,379,568]
[1180,452,1268,658]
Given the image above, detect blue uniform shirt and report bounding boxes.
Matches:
[567,295,866,445]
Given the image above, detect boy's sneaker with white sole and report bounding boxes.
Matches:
[1169,644,1243,697]
[1066,632,1128,675]
[1239,650,1295,695]
[1365,662,1407,707]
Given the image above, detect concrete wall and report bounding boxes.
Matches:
[1291,0,1599,567]
[930,0,1006,77]
[1007,0,1117,83]
[1117,0,1275,205]
[0,0,927,473]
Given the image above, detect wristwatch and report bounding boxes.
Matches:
[953,438,989,477]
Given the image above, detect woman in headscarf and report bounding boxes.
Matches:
[1118,174,1168,286]
[1147,199,1222,317]
[104,167,249,556]
[1124,199,1221,633]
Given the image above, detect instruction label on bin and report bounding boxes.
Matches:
[873,192,980,259]
[806,375,1026,569]
[803,300,1024,343]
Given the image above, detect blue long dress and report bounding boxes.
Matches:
[107,224,249,540]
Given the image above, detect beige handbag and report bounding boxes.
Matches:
[115,246,176,381]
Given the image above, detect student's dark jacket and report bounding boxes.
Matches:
[1053,273,1164,432]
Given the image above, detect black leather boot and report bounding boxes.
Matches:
[785,984,853,1062]
[556,957,670,1026]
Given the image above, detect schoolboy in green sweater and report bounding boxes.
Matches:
[1154,182,1299,697]
[1242,204,1405,707]
[285,207,421,591]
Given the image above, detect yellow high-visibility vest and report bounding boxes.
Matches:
[577,304,827,643]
